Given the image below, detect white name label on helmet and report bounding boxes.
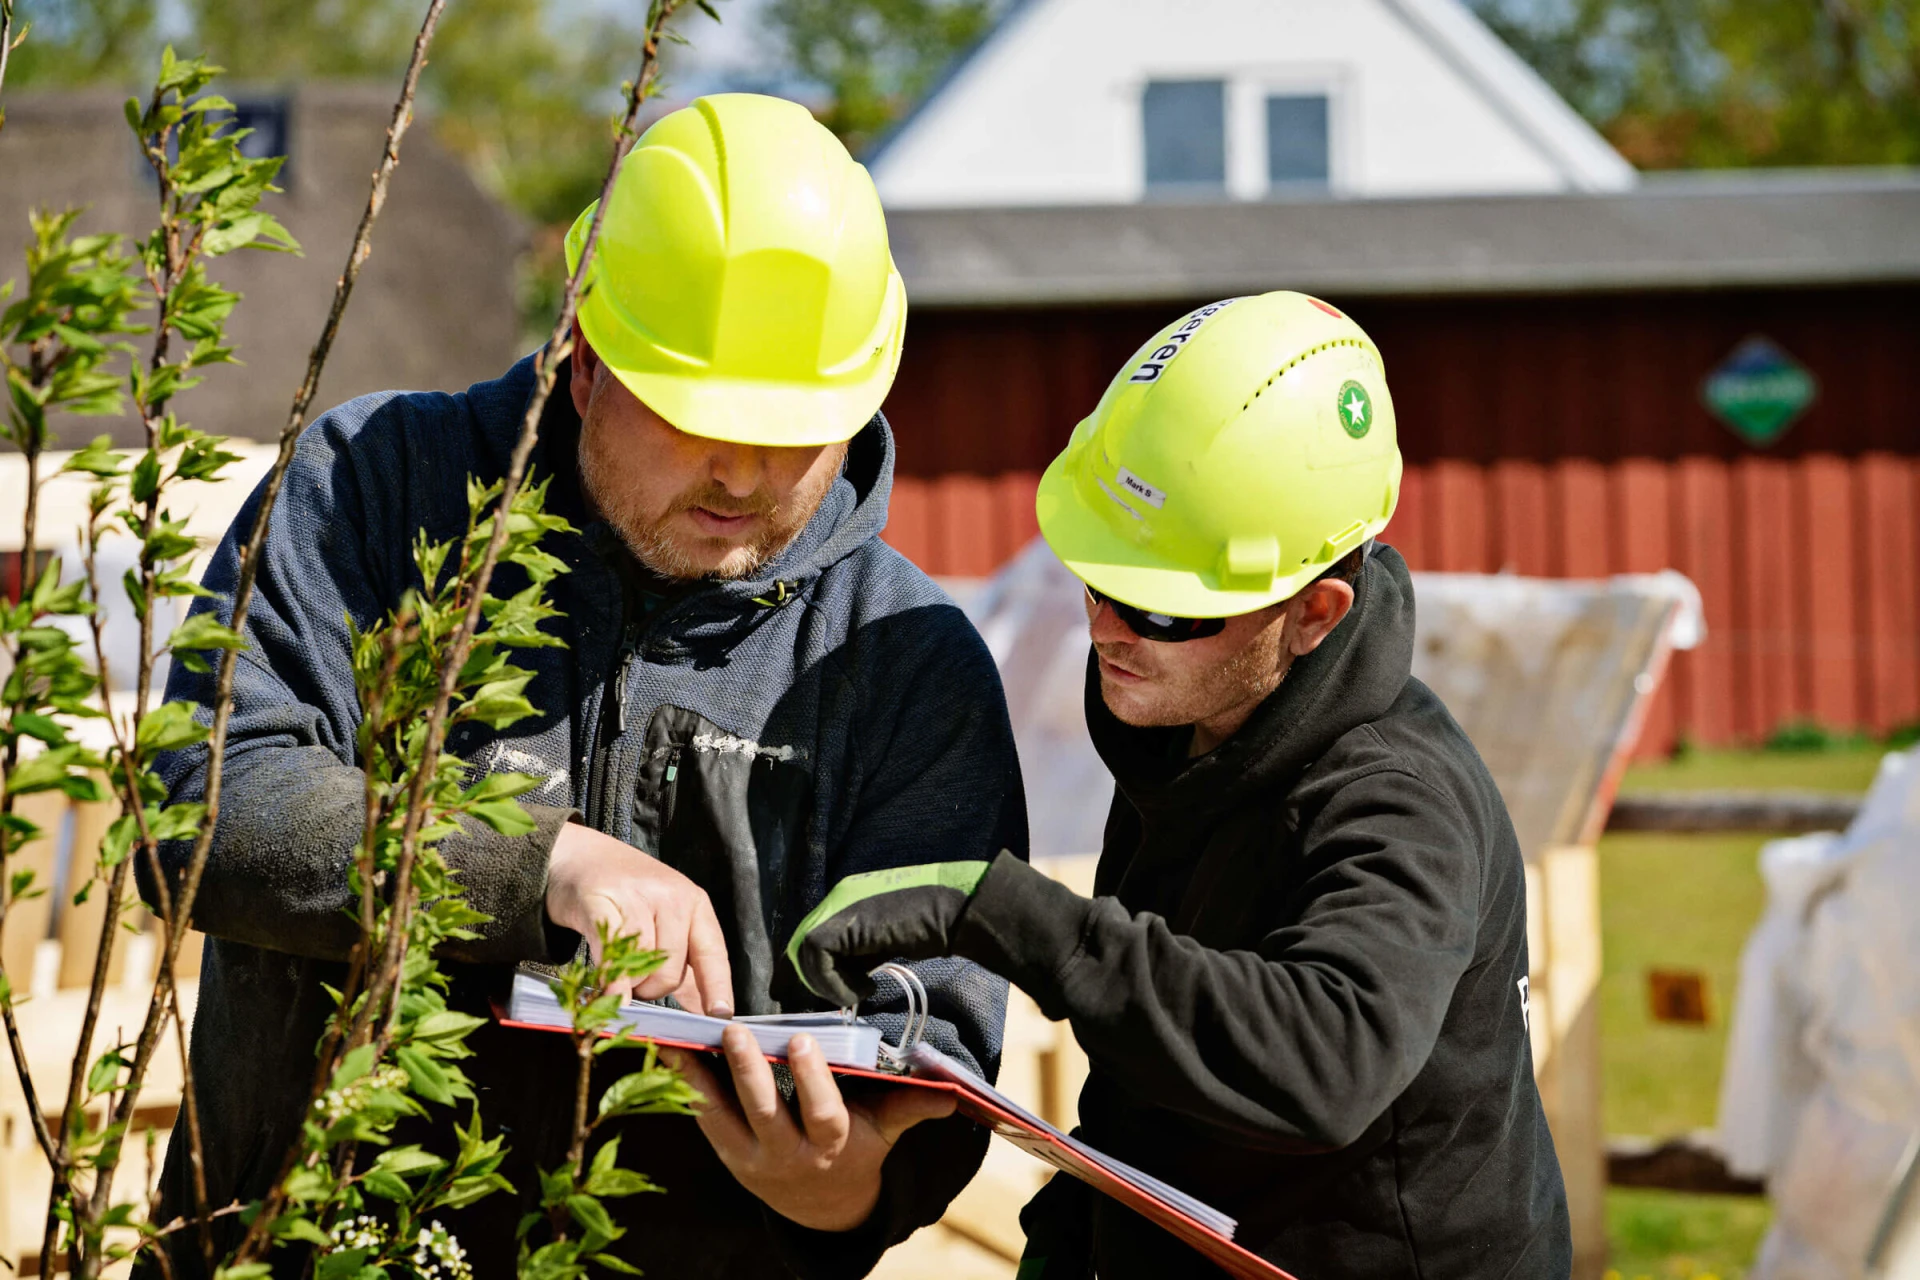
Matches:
[1129,297,1241,385]
[1115,467,1167,509]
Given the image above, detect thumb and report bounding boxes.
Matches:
[867,1084,958,1146]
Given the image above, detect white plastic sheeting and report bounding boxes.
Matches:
[1718,749,1920,1279]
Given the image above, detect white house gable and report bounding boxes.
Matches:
[868,0,1634,208]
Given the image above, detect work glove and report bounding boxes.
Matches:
[783,859,995,1007]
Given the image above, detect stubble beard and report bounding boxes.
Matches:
[578,428,840,582]
[1095,620,1290,729]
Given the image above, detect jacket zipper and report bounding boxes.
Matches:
[583,617,640,832]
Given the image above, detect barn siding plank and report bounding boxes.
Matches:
[934,475,1001,578]
[1552,460,1610,579]
[1613,460,1675,756]
[1799,456,1859,728]
[884,477,933,571]
[1858,456,1918,732]
[1671,458,1736,746]
[994,472,1042,565]
[1433,461,1490,572]
[1734,459,1799,737]
[1492,461,1552,576]
[1388,465,1431,570]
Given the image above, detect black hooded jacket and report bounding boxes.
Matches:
[950,546,1571,1279]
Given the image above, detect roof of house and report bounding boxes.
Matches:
[886,169,1920,305]
[866,0,1633,199]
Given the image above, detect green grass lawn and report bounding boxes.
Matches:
[1596,742,1891,1277]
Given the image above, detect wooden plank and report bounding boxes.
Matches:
[1387,464,1430,570]
[934,476,1000,579]
[1799,455,1859,728]
[1551,459,1610,578]
[883,477,933,573]
[1606,790,1861,833]
[1490,460,1551,576]
[1431,460,1489,572]
[1733,458,1797,740]
[1858,455,1918,733]
[1535,844,1606,1280]
[1671,458,1736,746]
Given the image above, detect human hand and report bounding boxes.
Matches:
[666,1026,957,1233]
[544,821,735,1015]
[784,860,993,1007]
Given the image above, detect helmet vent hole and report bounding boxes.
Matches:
[1240,338,1369,413]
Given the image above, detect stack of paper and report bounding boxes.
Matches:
[503,970,883,1069]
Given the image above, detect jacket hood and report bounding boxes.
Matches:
[1086,545,1417,816]
[516,353,896,652]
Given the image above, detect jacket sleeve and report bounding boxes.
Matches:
[150,404,572,966]
[951,766,1482,1149]
[773,599,1029,1276]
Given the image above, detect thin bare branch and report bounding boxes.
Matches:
[0,0,18,127]
[358,0,688,1057]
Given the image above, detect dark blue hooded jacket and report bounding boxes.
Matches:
[151,353,1026,1278]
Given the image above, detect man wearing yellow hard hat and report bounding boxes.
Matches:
[788,294,1574,1277]
[154,94,1022,1276]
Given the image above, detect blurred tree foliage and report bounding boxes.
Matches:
[4,0,155,85]
[1469,0,1920,168]
[765,0,1000,153]
[7,0,642,335]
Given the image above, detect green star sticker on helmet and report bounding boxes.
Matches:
[1338,380,1373,439]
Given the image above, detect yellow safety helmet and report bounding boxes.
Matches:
[1036,292,1402,619]
[564,93,906,447]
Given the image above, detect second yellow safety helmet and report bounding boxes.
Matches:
[565,93,906,447]
[1036,292,1403,619]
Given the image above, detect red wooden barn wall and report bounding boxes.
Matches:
[879,286,1920,753]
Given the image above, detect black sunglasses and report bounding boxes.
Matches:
[1085,585,1227,643]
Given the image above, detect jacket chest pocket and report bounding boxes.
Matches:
[627,705,814,1014]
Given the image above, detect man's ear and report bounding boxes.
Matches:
[1284,579,1356,657]
[569,317,600,418]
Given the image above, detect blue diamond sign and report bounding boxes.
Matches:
[1702,336,1817,447]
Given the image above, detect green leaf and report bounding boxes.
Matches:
[395,1046,454,1106]
[465,798,536,837]
[60,436,125,477]
[592,1253,645,1275]
[134,700,207,754]
[373,1144,446,1178]
[167,611,245,654]
[566,1194,619,1250]
[271,1215,332,1248]
[10,712,70,746]
[411,1009,485,1044]
[6,744,103,799]
[86,1049,126,1095]
[360,1167,410,1201]
[584,1137,660,1199]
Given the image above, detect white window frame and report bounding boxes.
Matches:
[1226,67,1352,200]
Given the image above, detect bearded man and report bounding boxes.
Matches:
[151,94,1024,1278]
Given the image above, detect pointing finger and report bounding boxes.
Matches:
[687,896,735,1019]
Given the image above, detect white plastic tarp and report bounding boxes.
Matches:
[1719,748,1920,1280]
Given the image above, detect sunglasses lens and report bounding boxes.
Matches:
[1086,586,1226,643]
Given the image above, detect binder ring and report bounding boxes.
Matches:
[871,961,930,1071]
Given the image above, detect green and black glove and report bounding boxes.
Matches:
[784,859,995,1007]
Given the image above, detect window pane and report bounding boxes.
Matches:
[1143,79,1226,192]
[1267,94,1329,187]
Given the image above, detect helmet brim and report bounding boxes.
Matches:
[1036,450,1321,620]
